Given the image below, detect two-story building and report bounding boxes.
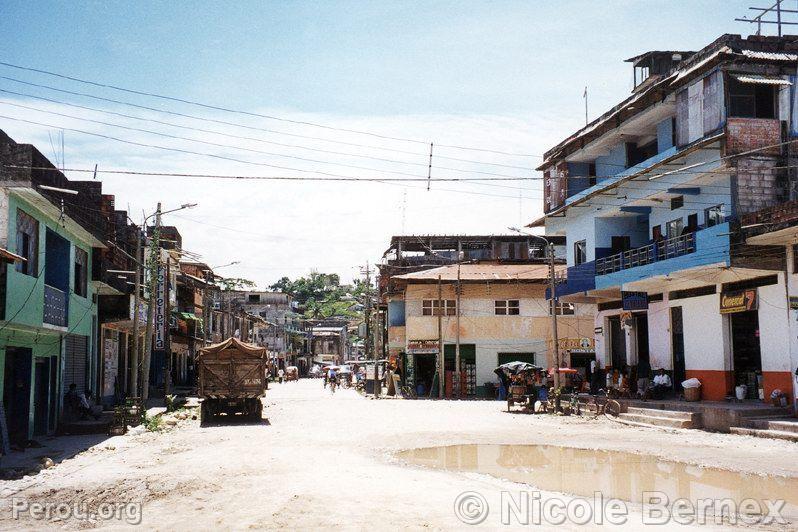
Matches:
[534,34,798,402]
[390,264,594,398]
[0,131,104,443]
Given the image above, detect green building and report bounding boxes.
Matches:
[0,186,102,443]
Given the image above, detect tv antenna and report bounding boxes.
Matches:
[735,0,798,36]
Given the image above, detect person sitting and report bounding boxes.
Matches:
[64,383,81,419]
[651,369,672,399]
[79,389,102,420]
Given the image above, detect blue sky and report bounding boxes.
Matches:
[0,1,775,284]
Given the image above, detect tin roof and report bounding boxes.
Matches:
[394,263,562,282]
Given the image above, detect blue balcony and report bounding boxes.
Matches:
[595,222,731,290]
[43,284,68,327]
[549,260,596,299]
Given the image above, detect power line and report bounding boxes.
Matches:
[0,99,532,180]
[0,61,538,157]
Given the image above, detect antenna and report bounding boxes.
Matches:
[735,0,798,36]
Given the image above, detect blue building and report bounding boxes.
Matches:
[533,34,798,402]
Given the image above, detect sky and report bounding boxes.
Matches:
[0,1,772,285]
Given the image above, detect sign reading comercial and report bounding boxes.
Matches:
[407,339,439,354]
[622,291,649,311]
[719,289,757,314]
[154,264,167,350]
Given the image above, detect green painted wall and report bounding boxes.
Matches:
[0,191,98,440]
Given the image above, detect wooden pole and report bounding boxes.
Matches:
[437,274,444,398]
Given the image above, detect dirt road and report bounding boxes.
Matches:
[2,379,797,530]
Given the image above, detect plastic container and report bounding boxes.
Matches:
[735,385,747,401]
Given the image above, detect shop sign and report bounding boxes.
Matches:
[622,291,648,311]
[407,339,439,354]
[558,337,595,353]
[154,264,167,350]
[719,289,757,314]
[102,337,118,397]
[790,296,798,310]
[594,327,603,335]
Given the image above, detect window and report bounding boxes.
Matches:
[574,240,587,266]
[728,77,775,119]
[705,205,724,227]
[422,299,456,316]
[666,218,684,239]
[550,301,575,315]
[495,300,520,316]
[15,209,39,276]
[74,247,88,297]
[670,196,684,210]
[686,213,698,233]
[248,294,260,303]
[793,244,798,274]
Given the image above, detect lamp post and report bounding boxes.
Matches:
[509,226,562,412]
[133,202,196,401]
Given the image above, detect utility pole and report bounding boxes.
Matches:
[362,263,378,396]
[548,242,562,412]
[454,262,461,398]
[437,274,444,399]
[130,226,142,398]
[141,203,162,402]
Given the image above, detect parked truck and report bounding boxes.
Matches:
[197,337,267,422]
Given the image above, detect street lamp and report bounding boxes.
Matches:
[130,202,197,400]
[508,226,563,412]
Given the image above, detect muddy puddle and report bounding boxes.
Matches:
[398,444,798,519]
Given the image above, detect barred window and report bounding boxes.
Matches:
[422,299,456,316]
[74,247,88,297]
[15,209,38,276]
[495,300,520,315]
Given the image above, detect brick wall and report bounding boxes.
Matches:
[726,117,782,156]
[735,156,785,215]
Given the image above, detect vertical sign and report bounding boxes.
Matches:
[154,264,167,350]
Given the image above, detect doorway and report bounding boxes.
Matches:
[3,347,32,444]
[608,316,626,370]
[730,310,762,399]
[414,354,437,397]
[635,313,650,372]
[671,307,686,389]
[33,357,51,436]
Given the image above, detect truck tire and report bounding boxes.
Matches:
[250,399,263,421]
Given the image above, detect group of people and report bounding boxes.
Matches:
[607,360,673,399]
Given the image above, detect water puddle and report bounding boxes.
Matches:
[398,444,798,519]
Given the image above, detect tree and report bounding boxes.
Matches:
[215,277,257,291]
[271,272,362,319]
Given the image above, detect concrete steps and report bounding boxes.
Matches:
[618,406,702,429]
[730,416,798,442]
[730,426,798,442]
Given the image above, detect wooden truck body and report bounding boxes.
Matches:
[197,337,267,421]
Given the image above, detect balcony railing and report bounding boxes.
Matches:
[595,232,696,276]
[43,285,67,326]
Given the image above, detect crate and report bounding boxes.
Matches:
[684,386,701,402]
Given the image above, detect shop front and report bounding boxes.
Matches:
[721,288,763,400]
[405,339,439,397]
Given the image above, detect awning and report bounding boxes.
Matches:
[732,74,791,86]
[176,311,201,321]
[0,247,25,264]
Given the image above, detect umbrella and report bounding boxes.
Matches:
[494,361,539,388]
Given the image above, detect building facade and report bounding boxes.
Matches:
[535,34,798,405]
[391,264,595,397]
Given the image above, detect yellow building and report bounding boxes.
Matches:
[390,264,596,397]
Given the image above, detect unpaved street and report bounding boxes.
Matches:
[2,380,798,530]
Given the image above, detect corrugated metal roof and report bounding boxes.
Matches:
[0,247,25,263]
[394,263,562,282]
[732,74,792,86]
[741,49,798,61]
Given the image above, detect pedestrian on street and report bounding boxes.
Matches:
[278,368,284,384]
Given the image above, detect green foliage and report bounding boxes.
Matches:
[270,271,366,320]
[144,414,163,432]
[215,277,257,291]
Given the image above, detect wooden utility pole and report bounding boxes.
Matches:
[437,274,444,398]
[548,242,562,412]
[454,263,461,398]
[130,226,142,397]
[141,203,162,402]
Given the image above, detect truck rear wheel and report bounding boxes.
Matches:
[249,399,263,421]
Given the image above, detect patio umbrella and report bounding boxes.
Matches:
[494,361,539,388]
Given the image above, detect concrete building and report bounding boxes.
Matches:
[390,264,594,397]
[533,34,798,404]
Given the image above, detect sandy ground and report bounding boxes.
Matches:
[1,379,797,531]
